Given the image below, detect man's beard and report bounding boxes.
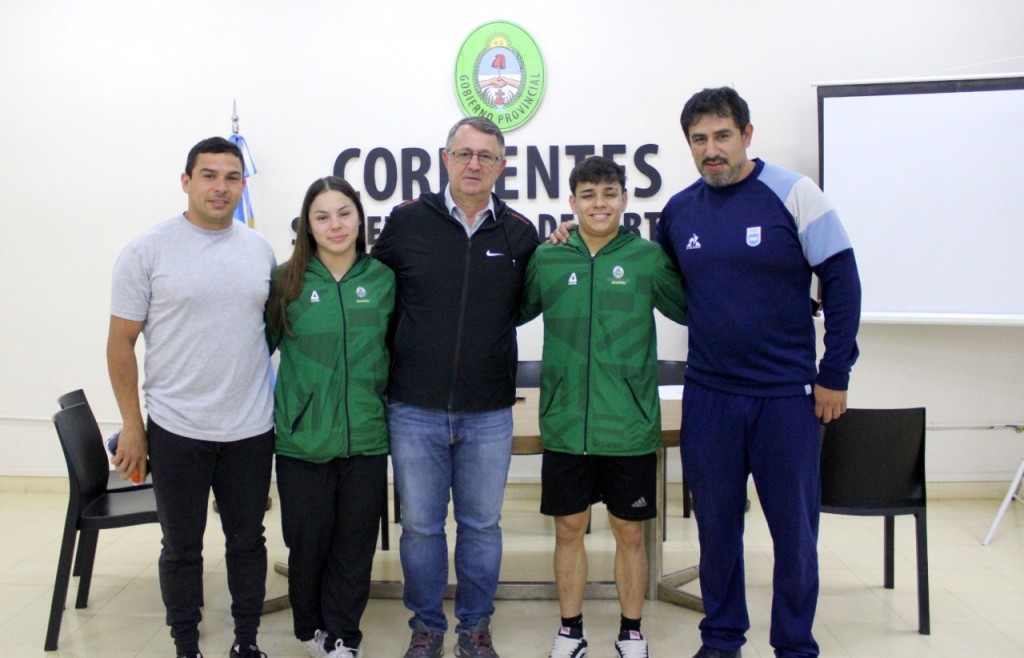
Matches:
[701,159,744,187]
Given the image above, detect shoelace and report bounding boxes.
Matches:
[303,630,327,656]
[615,638,649,658]
[461,631,497,656]
[408,631,439,655]
[329,639,356,658]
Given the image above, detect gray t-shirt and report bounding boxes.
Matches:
[111,214,276,442]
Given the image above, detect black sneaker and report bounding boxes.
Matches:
[231,643,268,658]
[176,653,203,658]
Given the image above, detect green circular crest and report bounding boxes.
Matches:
[454,21,546,132]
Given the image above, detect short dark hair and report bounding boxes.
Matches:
[680,87,751,139]
[568,156,626,195]
[445,117,506,158]
[184,137,243,177]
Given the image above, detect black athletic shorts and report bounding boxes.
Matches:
[540,449,657,521]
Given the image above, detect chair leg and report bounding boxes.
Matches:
[883,515,895,589]
[683,479,692,518]
[380,480,390,551]
[72,529,98,579]
[74,529,99,609]
[393,485,402,524]
[983,457,1024,545]
[45,516,78,651]
[915,510,931,635]
[661,452,667,540]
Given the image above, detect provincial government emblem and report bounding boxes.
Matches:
[454,21,546,132]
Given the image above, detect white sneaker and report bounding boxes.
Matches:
[548,626,588,658]
[326,637,360,658]
[301,629,329,658]
[614,632,649,658]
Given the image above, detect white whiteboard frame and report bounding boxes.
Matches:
[817,76,1024,326]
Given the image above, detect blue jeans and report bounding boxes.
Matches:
[387,401,513,633]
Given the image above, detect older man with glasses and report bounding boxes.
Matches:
[372,117,540,658]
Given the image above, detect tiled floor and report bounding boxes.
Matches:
[2,484,1024,657]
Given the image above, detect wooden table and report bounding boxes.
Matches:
[264,390,702,614]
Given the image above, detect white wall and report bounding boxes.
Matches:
[1,0,1022,481]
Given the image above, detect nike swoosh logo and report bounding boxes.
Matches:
[486,250,505,257]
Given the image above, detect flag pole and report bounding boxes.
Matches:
[228,99,256,228]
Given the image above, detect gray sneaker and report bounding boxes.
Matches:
[454,618,499,658]
[404,620,444,658]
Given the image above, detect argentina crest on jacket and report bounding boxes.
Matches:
[746,226,762,247]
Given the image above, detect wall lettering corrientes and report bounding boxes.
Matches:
[330,143,665,244]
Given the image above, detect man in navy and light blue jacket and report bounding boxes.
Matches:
[656,87,861,658]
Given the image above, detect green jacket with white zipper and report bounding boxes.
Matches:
[271,254,395,463]
[519,227,687,456]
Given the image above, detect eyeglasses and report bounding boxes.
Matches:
[448,150,500,167]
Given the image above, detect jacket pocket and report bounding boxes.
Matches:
[540,376,562,418]
[623,377,651,425]
[291,393,314,433]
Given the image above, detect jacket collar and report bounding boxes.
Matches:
[308,250,367,282]
[567,225,634,256]
[421,190,508,227]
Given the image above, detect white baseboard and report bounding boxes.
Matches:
[0,475,1012,500]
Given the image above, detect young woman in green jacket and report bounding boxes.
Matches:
[267,176,395,658]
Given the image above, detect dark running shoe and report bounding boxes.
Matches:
[454,617,499,657]
[404,620,444,658]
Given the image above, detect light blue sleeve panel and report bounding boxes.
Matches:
[759,162,853,267]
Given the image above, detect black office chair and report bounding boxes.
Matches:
[515,359,542,388]
[57,389,152,494]
[56,390,152,580]
[656,360,691,525]
[820,407,930,635]
[46,402,160,651]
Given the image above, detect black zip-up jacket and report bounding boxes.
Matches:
[372,191,540,412]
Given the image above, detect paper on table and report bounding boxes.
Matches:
[659,385,684,400]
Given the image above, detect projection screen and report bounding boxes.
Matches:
[817,76,1024,325]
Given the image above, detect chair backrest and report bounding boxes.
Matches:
[820,407,926,510]
[515,360,542,388]
[53,403,113,501]
[657,360,687,386]
[57,389,88,410]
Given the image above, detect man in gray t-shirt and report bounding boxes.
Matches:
[107,137,276,658]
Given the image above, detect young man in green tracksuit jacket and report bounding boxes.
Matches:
[519,156,687,658]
